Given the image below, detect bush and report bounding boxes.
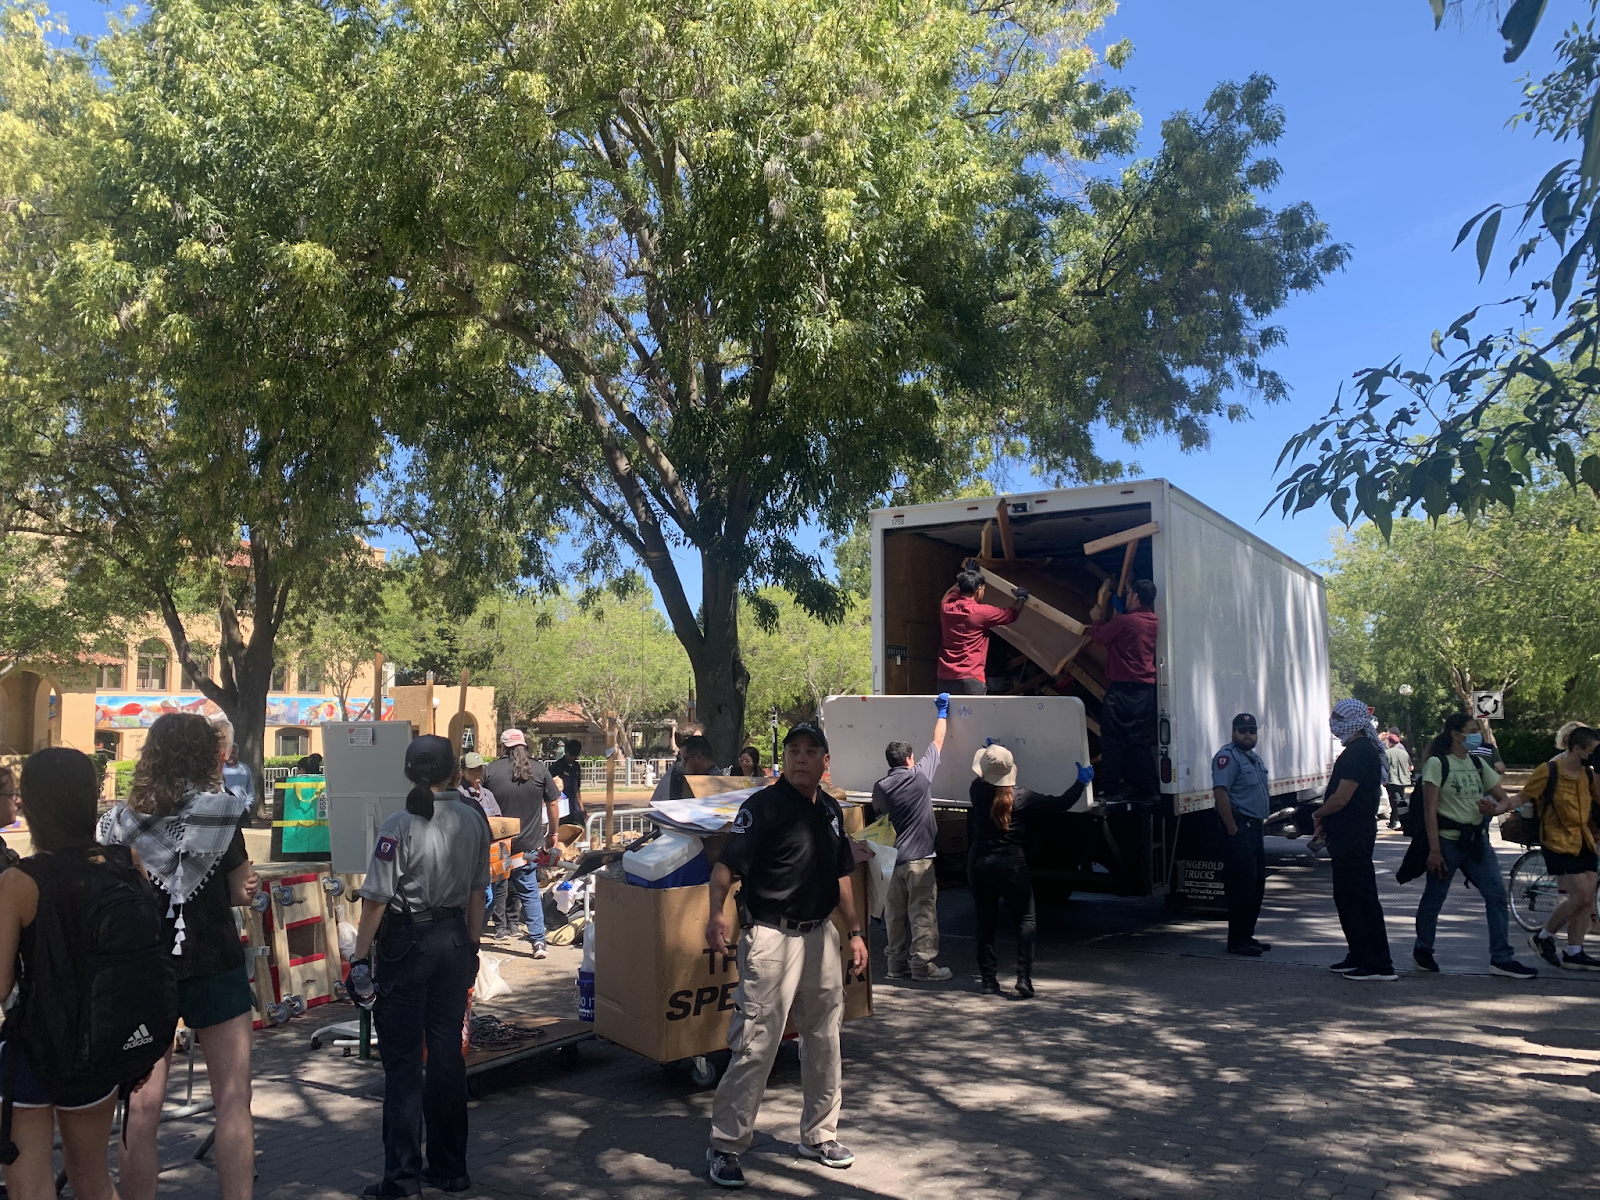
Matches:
[1493,726,1564,768]
[262,755,303,769]
[113,760,136,799]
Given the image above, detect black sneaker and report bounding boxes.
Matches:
[706,1149,747,1188]
[1248,939,1272,952]
[798,1140,855,1169]
[1530,933,1562,968]
[1014,976,1034,999]
[979,977,1002,995]
[1344,967,1399,981]
[1491,959,1538,980]
[1227,943,1264,957]
[1559,949,1600,971]
[420,1176,471,1194]
[1328,956,1361,974]
[1412,948,1440,973]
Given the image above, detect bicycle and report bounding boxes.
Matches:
[1507,846,1564,931]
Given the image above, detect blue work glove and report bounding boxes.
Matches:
[935,692,950,719]
[1076,761,1095,785]
[1111,594,1126,614]
[1013,587,1031,602]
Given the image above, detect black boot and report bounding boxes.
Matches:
[980,976,1002,995]
[1014,975,1034,999]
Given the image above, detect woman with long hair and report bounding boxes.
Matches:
[966,745,1093,998]
[735,746,768,779]
[351,735,490,1197]
[100,712,258,1200]
[1411,712,1534,977]
[1521,724,1600,969]
[0,748,170,1200]
[481,729,559,956]
[0,765,18,867]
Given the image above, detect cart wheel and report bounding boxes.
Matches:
[559,1043,580,1069]
[287,994,307,1017]
[273,884,296,906]
[331,982,347,1001]
[266,1002,289,1026]
[688,1055,719,1088]
[251,892,272,913]
[321,876,344,897]
[175,1028,194,1053]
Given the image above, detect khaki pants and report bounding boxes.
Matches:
[709,921,843,1153]
[884,856,940,975]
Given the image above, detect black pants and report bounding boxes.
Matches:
[373,912,479,1192]
[1326,819,1392,972]
[1220,815,1266,947]
[1099,681,1158,800]
[969,851,1036,981]
[942,677,987,695]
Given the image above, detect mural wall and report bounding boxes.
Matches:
[95,694,395,729]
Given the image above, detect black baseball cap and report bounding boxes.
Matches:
[1232,713,1258,732]
[405,734,456,784]
[783,722,830,753]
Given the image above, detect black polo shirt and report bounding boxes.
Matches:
[719,775,854,924]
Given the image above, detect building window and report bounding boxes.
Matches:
[182,656,209,689]
[135,642,168,691]
[97,663,124,690]
[276,728,310,757]
[297,661,323,694]
[270,662,288,692]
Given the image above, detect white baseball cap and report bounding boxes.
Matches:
[500,728,527,748]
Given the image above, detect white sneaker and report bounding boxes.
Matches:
[531,942,548,960]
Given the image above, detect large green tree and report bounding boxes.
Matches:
[0,2,428,779]
[1275,0,1600,528]
[741,589,871,738]
[369,0,1346,758]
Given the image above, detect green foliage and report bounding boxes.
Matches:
[0,534,140,671]
[1324,469,1600,732]
[1494,725,1570,767]
[740,589,871,737]
[1277,1,1600,528]
[113,760,134,799]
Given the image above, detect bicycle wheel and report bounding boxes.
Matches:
[1508,848,1561,931]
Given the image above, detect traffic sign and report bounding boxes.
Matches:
[1472,690,1504,721]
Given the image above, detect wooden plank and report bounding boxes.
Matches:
[995,500,1017,561]
[1082,520,1161,557]
[977,567,1087,636]
[980,520,993,561]
[1061,659,1106,700]
[992,619,1086,679]
[1117,539,1138,597]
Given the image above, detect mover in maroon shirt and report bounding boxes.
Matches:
[1090,578,1160,801]
[936,568,1028,694]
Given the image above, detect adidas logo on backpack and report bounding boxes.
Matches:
[122,1025,154,1052]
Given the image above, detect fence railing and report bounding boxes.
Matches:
[578,758,665,788]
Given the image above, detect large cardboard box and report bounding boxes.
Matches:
[594,862,872,1064]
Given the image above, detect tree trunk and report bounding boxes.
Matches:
[693,556,750,765]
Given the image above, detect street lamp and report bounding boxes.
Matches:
[770,706,779,769]
[1398,684,1414,742]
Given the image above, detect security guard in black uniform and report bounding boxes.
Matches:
[352,735,491,1197]
[1212,713,1272,957]
[704,723,868,1189]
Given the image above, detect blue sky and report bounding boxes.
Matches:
[43,0,1567,598]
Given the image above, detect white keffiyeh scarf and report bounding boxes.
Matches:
[98,788,250,955]
[1329,698,1391,785]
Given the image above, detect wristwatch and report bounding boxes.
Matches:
[849,929,866,940]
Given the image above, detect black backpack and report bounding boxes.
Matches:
[0,846,177,1162]
[1401,753,1490,838]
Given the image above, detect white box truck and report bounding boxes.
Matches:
[867,478,1331,906]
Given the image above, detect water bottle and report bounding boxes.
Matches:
[349,960,376,1011]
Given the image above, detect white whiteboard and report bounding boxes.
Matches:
[820,695,1093,807]
[322,722,415,873]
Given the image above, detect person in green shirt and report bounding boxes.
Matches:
[1412,712,1535,978]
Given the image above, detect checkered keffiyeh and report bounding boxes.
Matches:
[98,789,250,955]
[1329,698,1390,785]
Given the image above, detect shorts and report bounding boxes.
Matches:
[177,965,255,1030]
[0,1043,115,1111]
[1542,847,1599,877]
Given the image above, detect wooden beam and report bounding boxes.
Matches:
[976,557,1054,568]
[976,566,1087,636]
[1082,560,1111,583]
[1061,659,1106,700]
[1003,665,1040,696]
[1083,520,1161,557]
[1117,539,1138,598]
[980,520,993,560]
[996,499,1017,560]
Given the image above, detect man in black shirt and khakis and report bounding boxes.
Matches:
[704,723,868,1189]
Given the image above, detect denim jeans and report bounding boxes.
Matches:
[509,863,546,945]
[1414,829,1513,965]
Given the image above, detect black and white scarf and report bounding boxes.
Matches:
[98,789,249,955]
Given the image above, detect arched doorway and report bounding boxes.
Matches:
[0,671,43,755]
[447,710,479,754]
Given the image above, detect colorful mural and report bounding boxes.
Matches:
[94,694,395,729]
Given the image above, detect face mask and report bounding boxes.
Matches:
[1464,733,1483,750]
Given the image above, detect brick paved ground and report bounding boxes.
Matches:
[138,830,1600,1199]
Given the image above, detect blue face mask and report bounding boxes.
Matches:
[1464,732,1483,751]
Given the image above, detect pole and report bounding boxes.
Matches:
[457,668,470,748]
[372,652,385,720]
[424,670,435,736]
[605,712,617,847]
[770,706,779,771]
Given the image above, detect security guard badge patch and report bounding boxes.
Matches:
[375,835,398,861]
[1215,754,1230,770]
[731,808,754,834]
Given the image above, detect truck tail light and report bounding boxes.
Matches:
[1160,755,1173,784]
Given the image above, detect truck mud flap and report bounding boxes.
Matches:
[1168,811,1228,913]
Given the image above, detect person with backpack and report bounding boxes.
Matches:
[350,735,490,1197]
[0,747,176,1200]
[1407,712,1534,977]
[1521,725,1600,970]
[100,713,259,1200]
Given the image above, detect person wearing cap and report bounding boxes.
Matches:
[1212,714,1272,957]
[482,728,561,957]
[704,722,868,1189]
[865,693,951,982]
[351,736,492,1197]
[967,744,1094,998]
